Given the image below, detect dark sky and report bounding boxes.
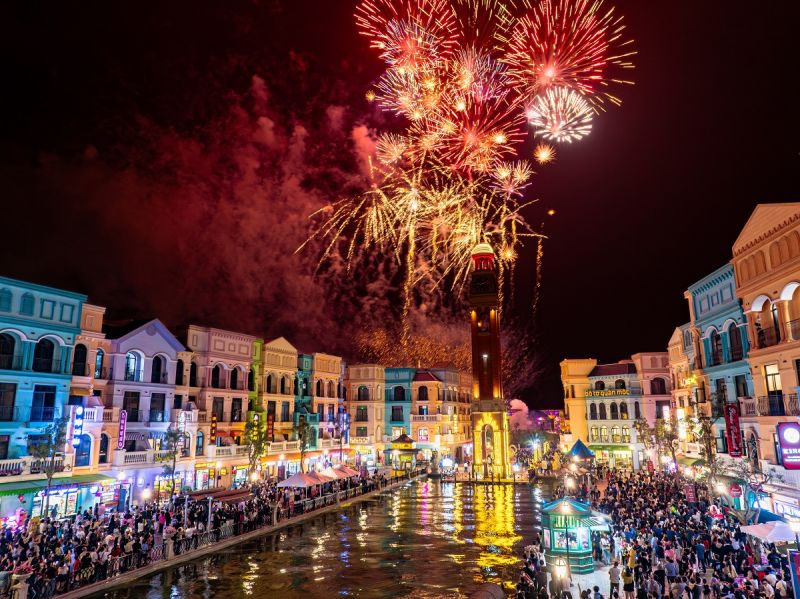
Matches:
[1,1,799,406]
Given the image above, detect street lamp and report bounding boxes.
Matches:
[554,555,567,580]
[789,518,800,547]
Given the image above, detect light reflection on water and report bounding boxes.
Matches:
[90,481,543,599]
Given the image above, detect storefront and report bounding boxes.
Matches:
[29,475,120,519]
[588,444,639,470]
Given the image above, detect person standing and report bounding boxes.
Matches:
[610,561,621,597]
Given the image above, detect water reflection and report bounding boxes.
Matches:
[90,481,541,599]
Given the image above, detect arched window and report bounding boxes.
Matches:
[418,386,428,401]
[590,426,598,441]
[196,432,204,455]
[610,403,619,419]
[280,376,287,395]
[151,355,165,383]
[615,379,626,390]
[358,386,370,401]
[99,434,109,464]
[248,368,255,392]
[316,380,322,397]
[594,381,605,391]
[212,365,223,389]
[175,359,184,386]
[620,402,629,419]
[124,352,142,381]
[230,368,239,390]
[622,426,630,441]
[651,378,666,395]
[393,386,405,401]
[94,349,105,379]
[327,381,335,398]
[611,426,620,441]
[600,426,608,441]
[33,339,55,373]
[20,293,35,316]
[266,374,274,394]
[709,330,723,366]
[634,401,641,419]
[599,403,607,419]
[0,289,11,312]
[75,434,92,467]
[0,333,16,370]
[728,325,744,361]
[72,344,88,376]
[589,404,597,420]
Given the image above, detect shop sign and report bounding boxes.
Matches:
[729,483,742,498]
[585,389,629,397]
[789,551,800,599]
[71,406,84,447]
[210,414,217,443]
[267,413,275,443]
[777,422,800,470]
[117,410,127,450]
[724,404,742,458]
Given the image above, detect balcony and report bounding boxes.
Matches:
[350,435,374,445]
[0,355,23,371]
[124,408,143,422]
[740,396,758,416]
[170,410,199,424]
[412,414,439,422]
[729,346,744,362]
[788,319,800,342]
[71,363,90,377]
[756,327,780,349]
[231,411,243,423]
[149,409,166,423]
[753,394,800,417]
[29,406,57,422]
[0,455,72,477]
[266,440,301,455]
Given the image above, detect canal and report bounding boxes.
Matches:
[89,480,544,599]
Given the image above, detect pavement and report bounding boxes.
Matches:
[568,562,613,598]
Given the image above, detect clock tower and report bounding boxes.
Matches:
[469,243,511,480]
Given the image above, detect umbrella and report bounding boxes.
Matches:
[276,472,324,488]
[335,465,360,477]
[568,440,595,460]
[320,467,347,480]
[741,521,796,543]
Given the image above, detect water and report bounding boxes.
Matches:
[89,480,544,599]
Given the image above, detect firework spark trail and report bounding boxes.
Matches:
[305,0,634,339]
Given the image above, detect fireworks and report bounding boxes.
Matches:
[305,0,635,342]
[526,86,593,142]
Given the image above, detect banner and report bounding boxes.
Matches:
[684,483,697,503]
[724,403,742,458]
[117,410,127,450]
[267,414,275,443]
[209,414,217,444]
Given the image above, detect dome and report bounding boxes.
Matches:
[471,242,495,256]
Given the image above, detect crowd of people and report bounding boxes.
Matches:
[0,469,394,598]
[517,467,797,599]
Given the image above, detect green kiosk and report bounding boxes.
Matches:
[541,497,596,574]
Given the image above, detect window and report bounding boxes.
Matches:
[0,334,15,370]
[589,404,597,420]
[357,386,370,401]
[327,405,335,422]
[418,427,429,442]
[248,368,255,392]
[124,352,142,382]
[418,386,428,401]
[75,435,91,467]
[212,365,224,389]
[622,426,630,441]
[94,349,105,379]
[393,386,405,401]
[31,385,57,421]
[728,326,744,361]
[189,362,198,387]
[356,426,368,437]
[418,405,428,415]
[267,401,276,418]
[356,406,368,421]
[708,330,723,366]
[280,376,287,394]
[0,383,16,421]
[230,368,239,390]
[615,379,626,390]
[391,406,404,422]
[175,359,184,386]
[590,426,598,441]
[20,293,34,316]
[174,394,183,409]
[196,432,204,455]
[316,380,322,397]
[212,397,224,422]
[231,398,243,422]
[317,404,324,421]
[651,378,666,394]
[150,393,165,422]
[610,403,619,419]
[0,289,11,312]
[620,402,629,419]
[598,403,607,419]
[765,363,782,395]
[611,426,620,441]
[281,402,290,422]
[72,344,87,376]
[33,339,55,373]
[98,434,109,464]
[327,381,335,398]
[600,426,608,441]
[594,381,605,391]
[123,391,141,422]
[634,401,641,419]
[151,355,165,383]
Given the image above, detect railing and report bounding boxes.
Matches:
[786,394,800,416]
[125,408,142,422]
[123,451,149,465]
[171,410,198,423]
[0,405,14,421]
[266,440,300,454]
[150,373,169,384]
[71,362,89,376]
[29,406,57,422]
[236,445,249,456]
[740,396,758,416]
[83,407,101,422]
[411,414,439,422]
[213,446,234,457]
[757,395,787,417]
[198,411,208,422]
[788,319,800,342]
[0,354,23,370]
[32,358,65,374]
[103,408,116,422]
[231,411,243,422]
[757,327,780,349]
[149,409,166,423]
[729,346,744,362]
[94,367,109,380]
[350,435,374,445]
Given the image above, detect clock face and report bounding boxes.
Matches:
[472,276,493,294]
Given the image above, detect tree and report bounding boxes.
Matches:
[27,417,68,518]
[633,418,654,449]
[156,427,185,504]
[293,415,312,473]
[245,414,268,480]
[689,413,716,465]
[654,415,680,470]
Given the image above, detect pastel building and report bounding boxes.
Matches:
[384,367,414,441]
[0,277,94,520]
[731,203,800,499]
[346,364,385,468]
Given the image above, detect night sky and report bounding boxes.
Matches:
[1,1,799,406]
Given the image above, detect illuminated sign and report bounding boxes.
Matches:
[585,389,630,397]
[777,422,800,470]
[210,414,217,444]
[117,410,127,450]
[71,406,84,447]
[724,404,742,458]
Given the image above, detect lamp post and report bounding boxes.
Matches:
[554,555,568,598]
[560,501,574,588]
[789,518,800,547]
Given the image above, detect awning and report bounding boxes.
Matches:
[52,474,117,488]
[69,387,91,396]
[0,480,48,498]
[125,432,147,441]
[588,444,632,452]
[677,457,704,467]
[149,432,166,440]
[750,509,786,525]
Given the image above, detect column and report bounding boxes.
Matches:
[21,341,34,370]
[744,312,758,350]
[777,301,792,342]
[61,346,73,375]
